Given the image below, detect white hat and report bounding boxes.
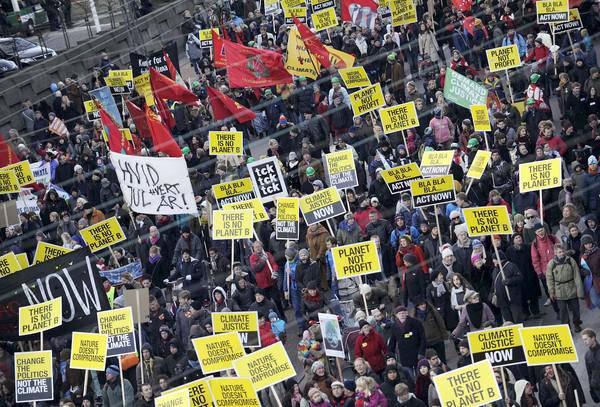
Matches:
[441,246,454,258]
[359,284,372,295]
[454,223,468,237]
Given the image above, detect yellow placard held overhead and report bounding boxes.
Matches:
[468,324,526,367]
[212,209,254,240]
[97,307,136,356]
[284,5,308,23]
[276,197,300,240]
[70,332,109,371]
[0,170,20,194]
[19,297,62,336]
[0,252,21,277]
[223,198,268,223]
[79,217,126,252]
[390,0,418,26]
[381,162,422,194]
[299,187,346,225]
[332,241,382,279]
[519,324,578,366]
[420,150,454,177]
[466,150,492,180]
[3,161,35,186]
[433,360,501,407]
[312,7,338,31]
[33,241,73,265]
[463,206,513,237]
[233,342,296,391]
[379,102,419,134]
[208,131,244,156]
[470,105,491,132]
[15,351,54,403]
[324,150,358,189]
[410,175,456,208]
[107,69,133,82]
[519,158,562,192]
[198,28,220,46]
[83,100,101,121]
[193,332,245,374]
[15,252,29,269]
[162,379,212,407]
[536,0,569,23]
[209,377,260,407]
[338,67,371,89]
[212,178,255,208]
[486,44,522,72]
[553,9,583,33]
[211,311,260,348]
[349,83,385,116]
[155,388,190,407]
[134,73,155,106]
[285,27,320,80]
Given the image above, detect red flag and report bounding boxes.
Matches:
[206,86,256,123]
[126,99,151,139]
[223,39,293,88]
[212,30,226,69]
[0,133,18,168]
[145,106,182,157]
[149,67,199,105]
[163,50,178,81]
[98,104,123,153]
[341,0,379,29]
[293,17,332,69]
[152,90,176,129]
[453,0,473,12]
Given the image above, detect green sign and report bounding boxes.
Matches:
[443,68,488,109]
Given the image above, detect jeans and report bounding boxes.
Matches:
[557,298,581,327]
[290,288,306,333]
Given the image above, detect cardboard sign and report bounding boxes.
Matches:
[332,241,381,279]
[19,297,62,336]
[381,162,422,194]
[209,377,260,407]
[212,209,254,240]
[519,158,562,192]
[208,131,244,156]
[84,99,101,121]
[410,175,456,208]
[468,324,525,367]
[299,187,346,225]
[155,389,190,407]
[433,360,501,407]
[15,252,28,269]
[211,311,260,348]
[319,312,345,358]
[223,198,269,223]
[537,0,569,23]
[163,379,212,407]
[0,170,20,194]
[198,28,220,47]
[312,7,338,31]
[97,307,136,356]
[80,217,126,252]
[486,45,522,72]
[324,150,358,190]
[311,0,335,12]
[553,9,582,33]
[338,67,371,89]
[443,68,488,109]
[420,150,454,177]
[3,161,34,186]
[379,102,419,134]
[70,332,108,371]
[463,206,513,237]
[15,351,54,403]
[0,200,18,227]
[212,178,255,208]
[519,324,578,366]
[33,241,73,265]
[466,150,491,180]
[349,83,385,116]
[123,288,150,324]
[193,332,245,374]
[0,252,21,277]
[233,342,296,391]
[276,197,300,240]
[247,156,289,203]
[390,0,417,26]
[470,105,491,132]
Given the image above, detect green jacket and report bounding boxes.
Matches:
[546,256,584,300]
[102,378,135,407]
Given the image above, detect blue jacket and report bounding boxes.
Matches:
[502,33,527,57]
[390,227,420,251]
[584,172,600,211]
[283,258,299,293]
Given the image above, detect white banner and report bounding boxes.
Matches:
[110,152,198,215]
[30,161,51,185]
[16,188,40,215]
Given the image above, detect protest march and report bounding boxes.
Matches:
[0,0,599,405]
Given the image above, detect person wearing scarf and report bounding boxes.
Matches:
[452,290,495,338]
[558,203,586,240]
[522,209,549,244]
[546,244,584,331]
[581,235,600,308]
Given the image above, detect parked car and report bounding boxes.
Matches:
[0,59,18,76]
[0,37,56,66]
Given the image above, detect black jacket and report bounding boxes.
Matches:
[388,317,426,368]
[492,260,523,308]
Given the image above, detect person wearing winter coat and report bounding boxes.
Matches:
[302,282,328,323]
[530,222,561,312]
[380,365,407,403]
[172,226,204,264]
[582,328,600,403]
[410,299,448,364]
[231,275,256,311]
[491,251,524,323]
[452,290,495,338]
[210,287,228,312]
[546,244,584,331]
[581,235,600,308]
[336,213,362,245]
[506,234,542,318]
[169,250,208,301]
[355,376,388,407]
[354,320,388,374]
[425,270,453,329]
[249,240,285,319]
[145,296,174,350]
[388,306,426,371]
[392,253,426,307]
[539,365,581,407]
[296,248,322,292]
[102,365,134,407]
[393,383,425,407]
[136,344,165,394]
[353,284,389,314]
[249,289,279,319]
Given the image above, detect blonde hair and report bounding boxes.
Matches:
[356,376,377,393]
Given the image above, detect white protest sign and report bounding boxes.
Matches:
[30,162,51,185]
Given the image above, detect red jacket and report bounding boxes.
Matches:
[524,45,550,67]
[259,321,279,347]
[536,136,567,156]
[249,252,279,289]
[354,207,381,233]
[531,234,558,277]
[354,330,388,373]
[396,244,428,274]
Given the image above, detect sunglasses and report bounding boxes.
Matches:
[526,216,534,219]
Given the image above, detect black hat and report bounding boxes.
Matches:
[358,320,370,329]
[190,300,203,311]
[403,253,418,265]
[307,281,319,290]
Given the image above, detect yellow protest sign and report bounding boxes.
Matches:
[208,131,244,156]
[70,332,108,371]
[332,241,382,279]
[338,67,371,89]
[324,150,358,189]
[282,0,306,8]
[537,0,569,23]
[80,217,125,252]
[381,162,422,194]
[223,198,268,223]
[233,342,296,391]
[163,379,213,407]
[276,197,300,240]
[212,311,260,347]
[463,206,513,237]
[104,76,129,94]
[466,150,492,180]
[134,73,155,106]
[410,175,456,208]
[193,332,245,374]
[284,6,308,23]
[379,102,419,134]
[311,0,335,11]
[285,27,320,80]
[198,28,220,47]
[312,8,338,31]
[519,158,562,192]
[15,252,29,269]
[433,360,501,407]
[33,241,73,265]
[299,187,346,225]
[349,83,385,116]
[470,105,491,132]
[212,209,254,240]
[0,252,21,277]
[19,297,62,336]
[519,324,577,365]
[390,0,417,26]
[326,45,356,69]
[0,170,20,194]
[97,307,136,356]
[486,44,522,72]
[468,324,526,367]
[155,388,190,407]
[15,351,54,403]
[209,377,260,407]
[108,69,134,82]
[553,9,582,33]
[3,161,35,186]
[212,178,255,208]
[420,150,454,177]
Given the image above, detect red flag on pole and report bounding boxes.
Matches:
[212,30,226,69]
[0,133,18,167]
[149,67,199,105]
[340,0,379,29]
[293,17,332,69]
[163,49,178,81]
[98,104,123,153]
[206,86,256,123]
[145,106,182,157]
[125,99,151,139]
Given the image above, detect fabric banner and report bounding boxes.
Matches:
[89,87,123,127]
[16,188,40,215]
[99,261,142,285]
[443,68,487,108]
[110,152,198,215]
[30,161,51,185]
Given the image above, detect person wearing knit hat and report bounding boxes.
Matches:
[581,234,595,247]
[104,363,135,406]
[106,365,120,378]
[310,360,324,374]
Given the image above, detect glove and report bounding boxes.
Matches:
[163,279,169,284]
[186,275,192,281]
